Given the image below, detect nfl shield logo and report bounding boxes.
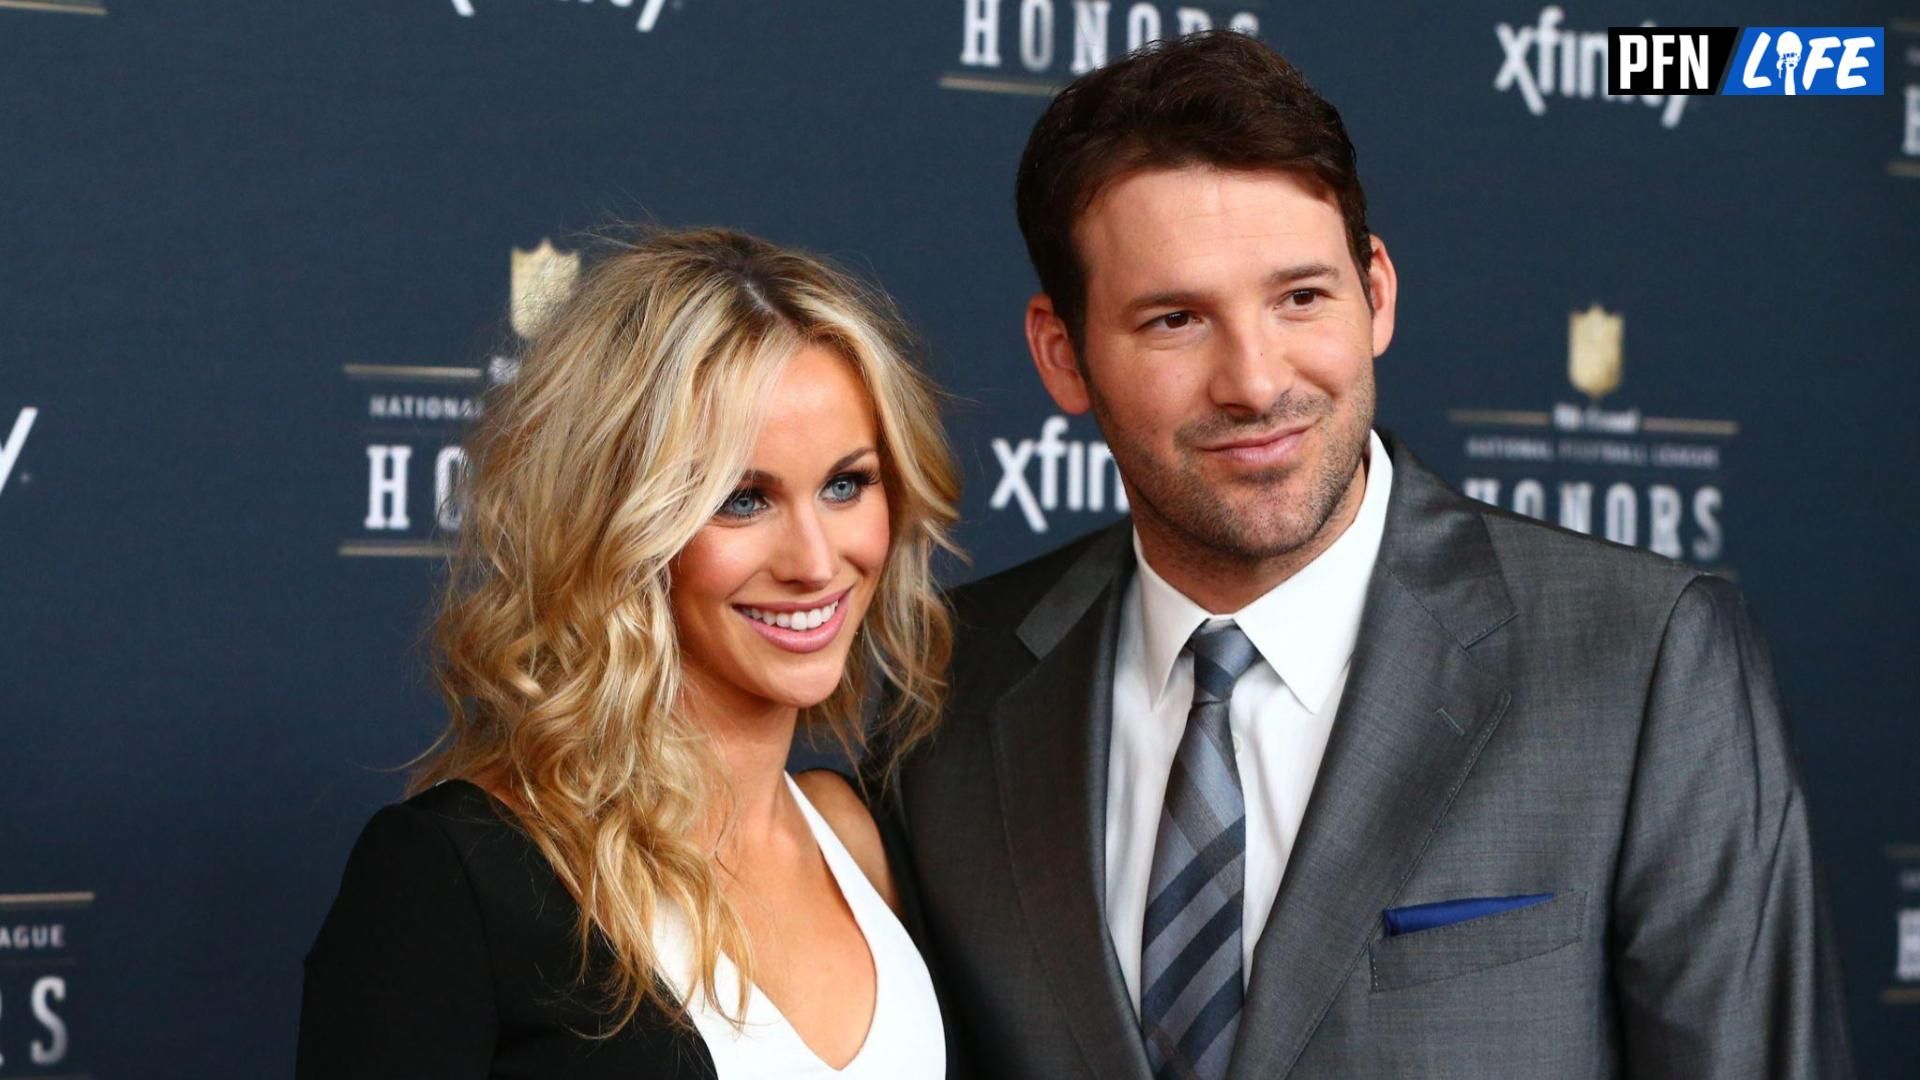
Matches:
[510,239,581,340]
[1568,304,1624,401]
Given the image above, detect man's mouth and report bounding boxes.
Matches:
[1196,422,1312,467]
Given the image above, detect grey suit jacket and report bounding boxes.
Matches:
[881,434,1851,1079]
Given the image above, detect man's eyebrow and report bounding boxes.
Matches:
[1265,261,1342,288]
[734,447,876,489]
[1124,289,1211,315]
[1122,262,1346,315]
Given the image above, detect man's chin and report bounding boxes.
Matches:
[1167,510,1322,563]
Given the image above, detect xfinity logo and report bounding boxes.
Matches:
[1496,6,1692,128]
[0,407,37,497]
[990,415,1129,533]
[450,0,673,33]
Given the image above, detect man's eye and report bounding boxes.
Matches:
[1151,311,1194,330]
[1286,289,1322,307]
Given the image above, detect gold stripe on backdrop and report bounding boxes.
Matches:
[338,540,454,559]
[1639,417,1741,437]
[1445,410,1552,428]
[937,73,1061,97]
[343,363,484,382]
[0,0,107,14]
[0,890,95,907]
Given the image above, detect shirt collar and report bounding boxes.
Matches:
[1132,429,1394,714]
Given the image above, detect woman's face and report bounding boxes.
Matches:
[672,345,891,720]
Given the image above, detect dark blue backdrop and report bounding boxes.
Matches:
[2,2,1916,1075]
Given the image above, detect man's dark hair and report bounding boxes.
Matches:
[1014,31,1372,348]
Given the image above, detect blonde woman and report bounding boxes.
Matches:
[297,228,960,1078]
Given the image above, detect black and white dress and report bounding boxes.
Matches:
[297,776,944,1079]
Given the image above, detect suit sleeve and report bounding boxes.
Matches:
[856,695,979,1080]
[1611,575,1853,1079]
[297,804,498,1079]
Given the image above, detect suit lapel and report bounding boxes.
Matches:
[990,525,1155,1080]
[1228,439,1517,1080]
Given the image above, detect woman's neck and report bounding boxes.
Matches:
[684,680,804,851]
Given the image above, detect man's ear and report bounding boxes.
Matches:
[1366,235,1398,358]
[1025,293,1092,415]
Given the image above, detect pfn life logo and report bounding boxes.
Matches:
[1607,26,1884,96]
[1723,28,1882,96]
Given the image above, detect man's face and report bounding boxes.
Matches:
[1036,166,1395,571]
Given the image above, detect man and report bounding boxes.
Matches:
[877,31,1851,1080]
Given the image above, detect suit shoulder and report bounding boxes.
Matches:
[948,524,1123,632]
[1660,571,1759,644]
[1475,499,1708,612]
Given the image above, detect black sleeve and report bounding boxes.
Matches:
[297,804,498,1079]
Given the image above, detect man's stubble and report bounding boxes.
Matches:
[1087,361,1375,573]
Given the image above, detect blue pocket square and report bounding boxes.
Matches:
[1382,893,1554,937]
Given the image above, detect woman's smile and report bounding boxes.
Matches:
[733,585,854,653]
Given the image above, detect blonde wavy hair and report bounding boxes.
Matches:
[410,227,961,1032]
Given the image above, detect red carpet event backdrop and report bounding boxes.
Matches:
[2,2,1916,1075]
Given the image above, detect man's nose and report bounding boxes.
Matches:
[1207,319,1297,416]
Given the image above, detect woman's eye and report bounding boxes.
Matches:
[717,489,765,519]
[823,471,877,504]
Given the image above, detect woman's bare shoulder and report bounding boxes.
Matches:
[792,770,898,913]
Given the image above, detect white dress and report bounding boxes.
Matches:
[651,774,946,1079]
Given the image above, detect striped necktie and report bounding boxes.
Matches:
[1140,621,1261,1080]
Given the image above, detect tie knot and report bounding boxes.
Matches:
[1187,622,1260,705]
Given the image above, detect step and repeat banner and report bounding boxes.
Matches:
[3,1,1916,1075]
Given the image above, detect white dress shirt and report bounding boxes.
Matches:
[1105,430,1394,1013]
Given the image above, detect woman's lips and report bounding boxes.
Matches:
[732,588,853,655]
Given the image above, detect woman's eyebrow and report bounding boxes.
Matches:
[734,447,876,489]
[826,447,878,473]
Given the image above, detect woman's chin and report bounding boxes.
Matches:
[779,677,847,711]
[746,659,850,712]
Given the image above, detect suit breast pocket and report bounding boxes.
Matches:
[1368,889,1588,992]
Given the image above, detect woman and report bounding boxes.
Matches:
[297,228,961,1078]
